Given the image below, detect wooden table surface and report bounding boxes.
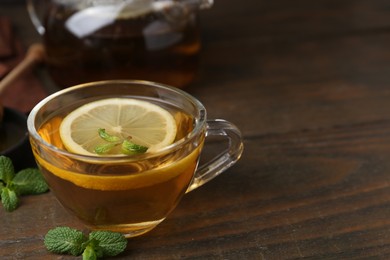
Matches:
[2,0,390,259]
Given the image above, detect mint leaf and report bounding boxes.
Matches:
[44,227,86,256]
[12,168,49,195]
[89,231,127,256]
[98,128,121,142]
[1,187,18,212]
[83,244,98,260]
[82,239,103,260]
[122,139,148,155]
[94,143,118,155]
[0,156,15,184]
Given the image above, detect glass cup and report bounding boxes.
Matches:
[27,80,243,237]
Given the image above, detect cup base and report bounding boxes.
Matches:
[87,218,165,238]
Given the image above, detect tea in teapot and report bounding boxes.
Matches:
[27,0,213,88]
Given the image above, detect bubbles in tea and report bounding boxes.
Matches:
[43,2,201,88]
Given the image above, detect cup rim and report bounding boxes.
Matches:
[27,80,207,162]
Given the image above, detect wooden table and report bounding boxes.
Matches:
[2,0,390,259]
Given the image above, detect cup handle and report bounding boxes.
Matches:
[186,119,244,193]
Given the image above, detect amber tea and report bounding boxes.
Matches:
[34,96,201,236]
[42,2,200,88]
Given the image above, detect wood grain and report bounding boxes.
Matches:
[1,0,390,259]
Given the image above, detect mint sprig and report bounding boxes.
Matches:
[94,128,148,155]
[0,156,49,212]
[44,227,128,259]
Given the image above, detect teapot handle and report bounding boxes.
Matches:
[26,0,46,35]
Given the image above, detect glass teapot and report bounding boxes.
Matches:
[27,0,213,89]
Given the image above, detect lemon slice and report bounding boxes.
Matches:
[59,98,177,156]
